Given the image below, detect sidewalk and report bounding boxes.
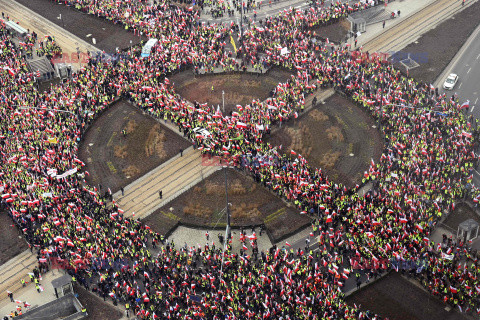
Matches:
[354,0,437,49]
[0,250,37,301]
[0,270,60,318]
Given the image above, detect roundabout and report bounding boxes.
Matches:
[0,0,478,319]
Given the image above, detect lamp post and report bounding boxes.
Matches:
[224,166,231,240]
[222,90,225,114]
[57,14,65,28]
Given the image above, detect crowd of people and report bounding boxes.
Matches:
[0,0,479,319]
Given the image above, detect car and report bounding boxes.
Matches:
[443,73,458,90]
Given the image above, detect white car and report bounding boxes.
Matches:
[443,73,458,90]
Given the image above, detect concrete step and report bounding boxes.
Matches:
[130,165,220,219]
[114,146,221,220]
[0,250,37,295]
[121,160,214,216]
[114,146,199,205]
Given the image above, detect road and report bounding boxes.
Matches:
[434,23,480,186]
[435,24,480,117]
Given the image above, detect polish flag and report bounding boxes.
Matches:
[285,241,291,247]
[236,122,247,129]
[291,150,297,156]
[459,100,469,109]
[450,285,457,294]
[242,244,248,251]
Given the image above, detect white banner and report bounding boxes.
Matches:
[56,167,78,180]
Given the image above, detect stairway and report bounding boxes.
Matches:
[113,146,220,220]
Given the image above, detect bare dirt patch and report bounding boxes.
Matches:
[346,272,467,320]
[15,0,144,52]
[443,201,480,231]
[266,93,383,188]
[0,209,29,265]
[143,168,311,242]
[311,18,350,44]
[73,284,123,320]
[170,67,293,114]
[78,100,191,193]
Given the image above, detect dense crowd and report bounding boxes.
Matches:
[0,0,479,319]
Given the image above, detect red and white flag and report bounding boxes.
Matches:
[459,100,469,109]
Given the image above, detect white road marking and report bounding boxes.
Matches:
[477,54,480,60]
[459,82,462,88]
[467,67,472,74]
[476,97,479,104]
[471,105,475,112]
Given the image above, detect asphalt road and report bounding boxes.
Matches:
[437,24,480,117]
[435,24,480,186]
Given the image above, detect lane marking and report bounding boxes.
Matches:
[467,67,472,74]
[477,54,480,60]
[476,97,479,105]
[471,105,475,112]
[459,82,462,88]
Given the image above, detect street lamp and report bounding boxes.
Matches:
[222,90,225,114]
[57,14,65,28]
[224,166,231,241]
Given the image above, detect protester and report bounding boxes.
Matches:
[0,0,478,318]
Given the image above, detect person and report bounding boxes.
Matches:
[159,190,162,199]
[205,231,209,241]
[121,187,124,196]
[180,148,183,156]
[383,20,385,28]
[7,291,13,302]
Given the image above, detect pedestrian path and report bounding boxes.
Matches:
[0,0,98,71]
[0,270,62,318]
[359,0,471,53]
[113,146,220,220]
[0,250,37,299]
